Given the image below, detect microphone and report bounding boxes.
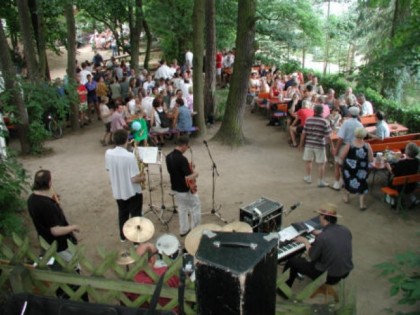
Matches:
[203,140,208,146]
[290,202,302,211]
[284,202,302,216]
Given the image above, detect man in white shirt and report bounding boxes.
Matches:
[185,49,193,68]
[79,62,92,85]
[105,129,145,242]
[154,59,175,80]
[357,94,374,116]
[141,95,154,119]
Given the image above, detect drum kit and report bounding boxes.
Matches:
[116,216,253,268]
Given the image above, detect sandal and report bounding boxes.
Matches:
[289,143,298,148]
[360,206,367,211]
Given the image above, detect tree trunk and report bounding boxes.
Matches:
[142,18,152,70]
[192,0,206,137]
[213,0,256,145]
[130,0,143,74]
[0,20,31,154]
[323,0,331,76]
[64,1,79,130]
[16,0,39,81]
[302,47,306,69]
[204,0,216,125]
[28,0,50,81]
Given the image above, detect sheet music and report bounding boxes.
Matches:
[278,226,300,242]
[137,147,159,164]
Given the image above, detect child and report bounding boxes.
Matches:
[99,96,113,146]
[328,107,342,131]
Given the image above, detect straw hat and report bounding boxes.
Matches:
[314,203,342,218]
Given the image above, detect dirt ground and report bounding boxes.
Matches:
[14,46,420,314]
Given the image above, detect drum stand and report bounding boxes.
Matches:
[201,141,227,223]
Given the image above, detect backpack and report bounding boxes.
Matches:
[158,110,170,128]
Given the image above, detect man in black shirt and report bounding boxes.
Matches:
[282,203,353,289]
[166,136,201,236]
[27,170,80,259]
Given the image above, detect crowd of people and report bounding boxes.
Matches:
[24,50,419,309]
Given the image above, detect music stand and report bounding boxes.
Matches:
[201,140,227,223]
[137,147,174,228]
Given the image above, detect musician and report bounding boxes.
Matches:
[282,204,353,290]
[27,169,80,261]
[166,136,201,237]
[27,170,88,301]
[105,129,145,242]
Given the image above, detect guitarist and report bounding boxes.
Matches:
[166,135,201,237]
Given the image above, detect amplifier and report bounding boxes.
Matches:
[195,231,278,315]
[240,197,283,233]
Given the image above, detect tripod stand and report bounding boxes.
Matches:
[201,140,227,223]
[143,150,175,228]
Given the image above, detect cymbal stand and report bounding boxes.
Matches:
[201,140,227,223]
[143,164,169,229]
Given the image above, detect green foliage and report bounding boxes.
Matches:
[0,153,30,235]
[215,0,237,50]
[28,121,51,155]
[255,0,322,63]
[2,78,70,154]
[319,73,352,97]
[375,251,420,311]
[144,0,194,62]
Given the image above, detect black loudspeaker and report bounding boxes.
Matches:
[195,231,278,315]
[240,197,283,233]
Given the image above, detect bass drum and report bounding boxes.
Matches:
[156,234,180,259]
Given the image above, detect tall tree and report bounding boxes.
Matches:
[213,0,256,145]
[204,0,216,124]
[16,0,39,81]
[192,0,205,137]
[129,0,143,74]
[0,20,30,154]
[28,0,50,81]
[64,1,79,130]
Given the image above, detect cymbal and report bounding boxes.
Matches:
[116,250,135,266]
[185,223,222,256]
[123,217,155,243]
[222,221,253,233]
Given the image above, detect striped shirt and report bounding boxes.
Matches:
[303,116,332,149]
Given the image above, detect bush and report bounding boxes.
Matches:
[319,73,353,96]
[0,153,30,235]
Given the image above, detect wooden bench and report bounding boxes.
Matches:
[370,140,420,154]
[367,133,420,145]
[381,174,420,212]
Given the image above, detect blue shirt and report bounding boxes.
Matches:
[177,105,192,131]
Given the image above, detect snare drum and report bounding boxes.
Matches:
[156,234,180,259]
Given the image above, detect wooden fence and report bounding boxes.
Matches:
[0,234,356,314]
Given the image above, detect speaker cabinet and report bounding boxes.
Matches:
[240,197,283,233]
[195,231,278,315]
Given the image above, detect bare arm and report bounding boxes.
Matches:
[50,224,79,237]
[339,143,350,161]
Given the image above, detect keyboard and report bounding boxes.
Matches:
[277,232,315,262]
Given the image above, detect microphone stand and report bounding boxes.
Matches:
[201,140,227,223]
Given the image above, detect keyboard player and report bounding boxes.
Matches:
[281,203,353,292]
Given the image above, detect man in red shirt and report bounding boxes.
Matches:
[76,74,88,127]
[289,100,314,147]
